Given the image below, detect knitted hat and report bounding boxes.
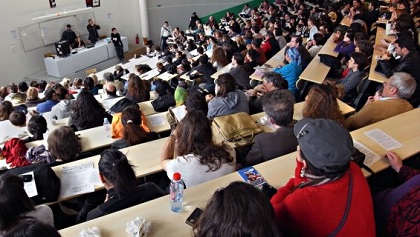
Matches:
[294,118,353,172]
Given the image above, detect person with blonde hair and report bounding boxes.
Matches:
[25,87,43,107]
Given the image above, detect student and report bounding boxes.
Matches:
[3,220,61,237]
[245,90,297,166]
[303,84,345,126]
[9,111,26,127]
[338,52,367,102]
[206,73,249,118]
[68,90,108,131]
[111,107,158,149]
[0,101,13,121]
[273,47,303,95]
[0,174,54,235]
[270,118,376,236]
[25,87,43,107]
[161,111,235,188]
[125,75,150,103]
[193,182,280,237]
[111,28,124,61]
[50,87,73,119]
[22,115,47,143]
[36,87,59,113]
[46,126,81,163]
[86,149,165,220]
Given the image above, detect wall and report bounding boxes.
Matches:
[146,0,250,45]
[0,0,142,85]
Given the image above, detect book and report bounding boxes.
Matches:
[237,166,266,189]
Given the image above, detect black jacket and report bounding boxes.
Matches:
[86,183,165,221]
[377,51,420,107]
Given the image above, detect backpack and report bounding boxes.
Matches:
[1,138,30,168]
[7,164,61,204]
[151,95,176,112]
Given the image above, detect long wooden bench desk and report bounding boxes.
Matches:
[368,27,394,83]
[59,152,297,237]
[59,110,419,236]
[350,108,420,176]
[51,137,168,203]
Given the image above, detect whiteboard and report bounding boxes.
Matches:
[40,16,80,45]
[18,24,44,52]
[76,12,95,36]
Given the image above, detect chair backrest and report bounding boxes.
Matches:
[44,52,55,58]
[85,68,97,76]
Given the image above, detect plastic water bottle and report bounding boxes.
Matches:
[103,118,111,138]
[169,172,184,213]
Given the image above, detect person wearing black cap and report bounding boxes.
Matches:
[270,118,375,237]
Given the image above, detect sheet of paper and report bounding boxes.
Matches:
[89,168,103,186]
[60,162,95,198]
[353,140,382,166]
[22,171,38,198]
[149,115,165,126]
[171,105,186,122]
[364,128,402,150]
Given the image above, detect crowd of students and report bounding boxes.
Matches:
[0,0,419,236]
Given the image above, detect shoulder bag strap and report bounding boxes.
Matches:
[328,172,353,237]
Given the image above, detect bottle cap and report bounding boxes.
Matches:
[173,172,181,181]
[103,118,108,122]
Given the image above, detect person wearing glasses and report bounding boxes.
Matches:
[345,72,416,130]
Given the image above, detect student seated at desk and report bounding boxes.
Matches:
[0,174,54,236]
[22,115,47,144]
[111,107,157,149]
[303,84,346,126]
[124,75,150,103]
[36,88,58,113]
[72,35,85,49]
[273,47,303,96]
[270,118,376,236]
[3,220,61,237]
[0,101,13,121]
[245,91,297,167]
[161,111,235,188]
[206,73,249,119]
[193,182,281,237]
[9,111,26,128]
[345,72,416,130]
[86,149,165,221]
[68,90,110,131]
[50,87,74,120]
[111,104,150,139]
[25,87,44,108]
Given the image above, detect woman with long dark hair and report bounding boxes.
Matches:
[68,90,109,131]
[125,75,150,103]
[86,149,164,220]
[0,174,54,235]
[161,111,235,187]
[111,107,158,149]
[194,182,280,237]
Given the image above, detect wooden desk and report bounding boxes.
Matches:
[369,27,394,83]
[26,125,115,152]
[340,16,352,27]
[211,63,232,79]
[157,71,178,81]
[139,101,157,116]
[249,46,287,81]
[59,152,297,237]
[146,113,171,133]
[52,137,168,202]
[350,109,420,176]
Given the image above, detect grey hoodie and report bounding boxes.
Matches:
[50,99,74,119]
[207,90,249,118]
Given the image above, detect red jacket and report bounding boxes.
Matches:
[271,160,376,237]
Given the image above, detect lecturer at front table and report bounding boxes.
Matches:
[87,18,101,44]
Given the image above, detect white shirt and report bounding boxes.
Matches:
[166,147,236,187]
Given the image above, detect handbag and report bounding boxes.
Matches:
[212,112,263,147]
